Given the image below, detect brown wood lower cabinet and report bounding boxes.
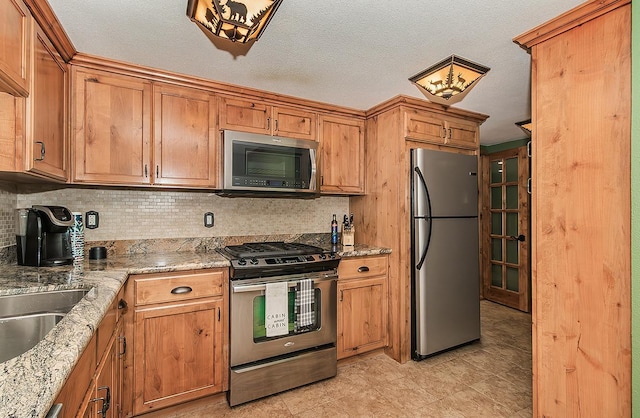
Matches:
[123,269,228,416]
[54,289,125,418]
[337,255,389,359]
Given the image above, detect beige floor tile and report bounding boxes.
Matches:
[138,300,532,418]
[470,375,533,413]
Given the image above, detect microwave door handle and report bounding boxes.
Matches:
[309,148,317,191]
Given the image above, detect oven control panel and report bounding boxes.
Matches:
[228,252,340,279]
[231,253,337,269]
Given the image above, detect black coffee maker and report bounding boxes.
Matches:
[16,205,74,267]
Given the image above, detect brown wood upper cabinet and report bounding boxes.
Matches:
[0,0,31,97]
[319,114,365,194]
[218,95,317,141]
[0,17,68,182]
[72,67,152,185]
[72,68,218,187]
[404,109,478,149]
[153,83,218,187]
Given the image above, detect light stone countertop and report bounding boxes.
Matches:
[0,245,390,418]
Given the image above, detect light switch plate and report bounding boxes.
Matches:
[204,212,214,228]
[86,211,99,229]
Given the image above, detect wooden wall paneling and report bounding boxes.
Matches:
[516,1,631,415]
[352,107,408,362]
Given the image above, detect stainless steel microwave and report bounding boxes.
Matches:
[220,130,319,196]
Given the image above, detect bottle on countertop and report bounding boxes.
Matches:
[331,214,338,244]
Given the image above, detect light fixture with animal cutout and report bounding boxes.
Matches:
[409,55,490,106]
[187,0,283,44]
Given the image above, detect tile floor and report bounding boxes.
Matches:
[144,300,532,417]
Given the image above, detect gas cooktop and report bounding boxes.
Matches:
[220,242,340,279]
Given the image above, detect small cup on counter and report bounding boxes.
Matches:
[89,246,107,260]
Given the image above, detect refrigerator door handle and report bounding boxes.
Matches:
[413,167,432,218]
[416,217,432,270]
[414,166,433,271]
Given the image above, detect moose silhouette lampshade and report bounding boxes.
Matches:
[409,55,490,106]
[187,0,283,43]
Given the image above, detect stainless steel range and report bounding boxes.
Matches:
[221,242,340,406]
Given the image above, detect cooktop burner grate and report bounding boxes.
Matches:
[223,242,324,259]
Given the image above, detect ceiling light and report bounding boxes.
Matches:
[516,119,532,136]
[187,0,283,44]
[409,55,490,106]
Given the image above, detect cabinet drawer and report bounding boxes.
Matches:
[338,255,387,279]
[133,270,224,306]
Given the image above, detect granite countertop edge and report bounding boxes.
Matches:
[0,245,390,418]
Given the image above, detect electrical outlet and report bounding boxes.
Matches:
[85,211,99,229]
[204,212,214,228]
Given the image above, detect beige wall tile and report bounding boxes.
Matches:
[0,188,17,248]
[13,188,349,242]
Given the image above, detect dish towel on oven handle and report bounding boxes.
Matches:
[295,278,314,332]
[265,281,289,337]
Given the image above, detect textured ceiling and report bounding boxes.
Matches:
[48,0,584,145]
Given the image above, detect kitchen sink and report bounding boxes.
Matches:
[0,289,90,363]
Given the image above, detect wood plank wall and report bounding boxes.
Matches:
[515,1,631,415]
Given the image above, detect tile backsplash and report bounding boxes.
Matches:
[0,188,17,248]
[11,188,349,243]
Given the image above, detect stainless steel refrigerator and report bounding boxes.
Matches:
[411,148,481,359]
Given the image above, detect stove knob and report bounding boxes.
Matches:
[237,258,247,266]
[318,253,326,260]
[249,257,259,265]
[329,253,336,259]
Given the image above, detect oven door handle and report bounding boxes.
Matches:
[232,273,337,293]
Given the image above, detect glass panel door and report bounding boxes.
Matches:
[481,146,530,312]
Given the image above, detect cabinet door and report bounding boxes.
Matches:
[72,68,151,184]
[443,117,478,149]
[273,106,317,140]
[0,0,30,96]
[26,23,68,181]
[337,276,388,359]
[92,324,122,418]
[218,95,270,134]
[54,334,97,418]
[133,299,224,414]
[153,84,217,187]
[319,114,365,194]
[404,110,445,143]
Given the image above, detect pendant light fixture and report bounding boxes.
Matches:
[187,0,283,44]
[409,55,490,106]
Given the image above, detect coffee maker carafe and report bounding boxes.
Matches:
[16,205,74,267]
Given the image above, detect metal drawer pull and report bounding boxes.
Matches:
[171,286,193,295]
[35,141,45,161]
[357,266,370,273]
